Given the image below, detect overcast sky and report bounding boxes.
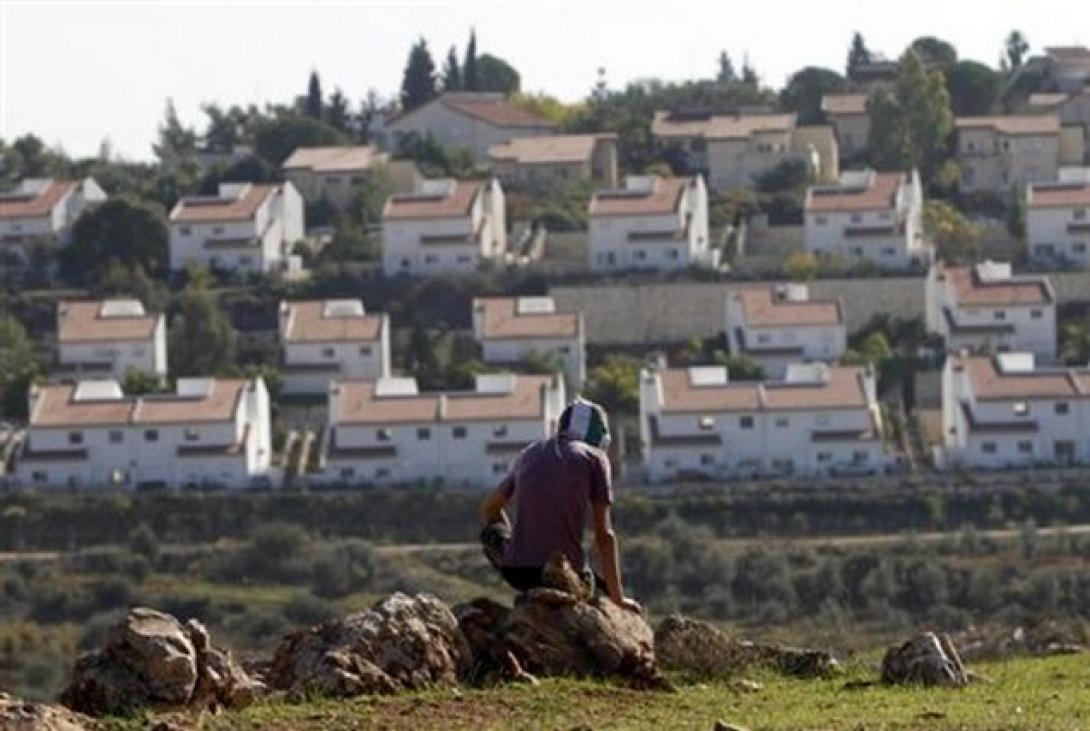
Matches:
[1,0,1087,161]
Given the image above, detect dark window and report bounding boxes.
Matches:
[109,430,123,444]
[377,428,391,442]
[68,431,83,445]
[417,427,431,440]
[453,426,467,439]
[145,429,159,442]
[1055,402,1070,415]
[740,416,754,429]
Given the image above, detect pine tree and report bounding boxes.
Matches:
[400,38,438,111]
[153,99,197,165]
[443,45,462,91]
[847,32,872,76]
[327,88,349,131]
[1005,30,1029,71]
[741,55,758,89]
[305,71,323,120]
[463,28,480,91]
[716,51,736,84]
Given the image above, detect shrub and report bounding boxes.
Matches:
[283,592,337,626]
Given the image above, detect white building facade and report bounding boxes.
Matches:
[639,363,885,483]
[169,182,304,273]
[925,261,1057,361]
[804,169,928,269]
[1026,177,1090,265]
[320,373,565,488]
[381,178,506,276]
[725,284,847,378]
[55,300,167,381]
[472,296,586,388]
[279,299,391,396]
[0,178,106,264]
[587,175,713,272]
[942,353,1090,469]
[954,116,1075,194]
[17,378,272,489]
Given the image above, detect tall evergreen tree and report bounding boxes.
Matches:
[847,32,872,76]
[463,28,480,91]
[327,88,350,131]
[1004,30,1029,71]
[306,71,323,120]
[443,45,463,91]
[716,51,736,84]
[153,99,197,165]
[400,38,438,111]
[741,55,759,89]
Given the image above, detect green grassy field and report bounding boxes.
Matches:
[102,653,1090,730]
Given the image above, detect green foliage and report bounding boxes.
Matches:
[62,196,169,280]
[584,354,641,415]
[320,218,378,262]
[401,38,438,111]
[0,134,68,185]
[443,45,462,91]
[783,251,819,281]
[478,54,521,95]
[924,200,981,263]
[463,29,480,91]
[326,89,350,132]
[754,158,812,194]
[946,61,1002,115]
[121,368,162,396]
[305,71,323,120]
[846,32,872,76]
[1004,30,1030,70]
[909,36,958,69]
[97,262,169,312]
[0,314,40,420]
[779,67,848,124]
[169,284,238,377]
[708,188,761,228]
[253,112,348,166]
[395,132,475,178]
[153,99,197,166]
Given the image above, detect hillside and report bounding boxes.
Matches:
[100,653,1089,730]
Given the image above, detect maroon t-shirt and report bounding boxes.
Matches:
[498,437,613,569]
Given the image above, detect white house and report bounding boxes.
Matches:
[942,352,1090,469]
[487,134,618,189]
[650,111,839,190]
[725,284,846,378]
[168,182,304,273]
[55,300,167,381]
[0,178,106,264]
[925,261,1056,361]
[1026,176,1090,265]
[587,175,714,272]
[320,373,565,487]
[804,169,928,269]
[17,377,272,489]
[381,178,506,276]
[472,296,585,388]
[954,115,1085,194]
[373,92,555,162]
[820,93,871,160]
[279,299,391,396]
[639,362,885,483]
[281,145,420,209]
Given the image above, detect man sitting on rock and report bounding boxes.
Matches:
[479,397,641,612]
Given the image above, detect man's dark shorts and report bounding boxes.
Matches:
[480,522,606,594]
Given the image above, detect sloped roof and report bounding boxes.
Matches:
[955,115,1060,136]
[806,172,905,213]
[382,180,482,220]
[488,134,610,165]
[30,380,250,427]
[331,375,554,424]
[170,184,278,223]
[473,297,580,339]
[651,111,795,139]
[589,177,689,216]
[733,287,843,327]
[280,300,384,343]
[282,146,383,172]
[57,301,159,343]
[0,179,77,220]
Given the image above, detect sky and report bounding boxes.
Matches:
[1,0,1087,161]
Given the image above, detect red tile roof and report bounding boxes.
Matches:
[440,96,554,128]
[133,380,248,424]
[733,287,843,327]
[170,184,277,223]
[30,380,250,427]
[57,301,160,343]
[1027,182,1090,208]
[955,115,1060,136]
[488,134,609,164]
[382,180,482,220]
[651,111,795,139]
[589,177,689,216]
[0,179,77,220]
[821,93,868,116]
[806,172,904,213]
[332,375,554,424]
[473,297,580,339]
[280,300,384,343]
[940,265,1052,306]
[956,355,1080,400]
[282,146,383,172]
[656,366,869,413]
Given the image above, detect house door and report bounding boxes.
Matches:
[1054,440,1075,465]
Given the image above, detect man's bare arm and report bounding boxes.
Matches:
[479,485,510,526]
[591,502,640,612]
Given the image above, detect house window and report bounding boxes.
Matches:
[144,429,159,442]
[993,310,1006,320]
[982,442,997,454]
[1074,209,1087,220]
[376,468,390,478]
[1017,441,1033,454]
[1055,402,1070,415]
[493,425,508,438]
[1013,402,1029,416]
[453,426,467,439]
[322,347,336,358]
[425,255,438,264]
[109,430,124,444]
[359,346,372,356]
[698,416,715,430]
[700,454,715,466]
[852,450,869,463]
[492,462,507,474]
[1074,243,1087,253]
[184,428,200,441]
[558,346,570,354]
[668,249,679,260]
[417,427,431,440]
[1031,309,1043,319]
[377,428,391,442]
[180,226,191,235]
[213,226,224,234]
[32,471,47,483]
[775,417,789,428]
[68,431,83,445]
[340,467,355,479]
[850,214,862,224]
[635,251,646,260]
[457,255,472,263]
[817,452,831,462]
[739,416,754,429]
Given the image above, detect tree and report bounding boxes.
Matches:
[716,51,736,84]
[865,89,904,169]
[847,32,872,76]
[169,284,237,376]
[924,200,980,263]
[463,29,480,91]
[153,99,197,165]
[754,158,812,193]
[62,197,169,280]
[741,56,758,89]
[478,54,521,95]
[783,251,819,280]
[946,61,1001,115]
[252,113,348,165]
[780,67,848,124]
[1005,30,1029,71]
[584,354,642,415]
[909,37,957,69]
[327,89,350,132]
[0,314,40,420]
[400,38,438,111]
[201,103,244,153]
[442,45,462,91]
[305,71,323,120]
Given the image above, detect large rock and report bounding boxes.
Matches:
[881,632,969,687]
[60,607,260,716]
[655,614,839,679]
[0,693,96,731]
[953,620,1087,662]
[267,592,471,697]
[457,554,667,690]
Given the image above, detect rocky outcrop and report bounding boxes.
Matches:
[654,614,840,679]
[457,554,667,690]
[267,592,471,697]
[60,607,260,717]
[953,620,1087,662]
[0,693,97,731]
[880,632,970,687]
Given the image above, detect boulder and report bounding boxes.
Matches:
[655,614,840,679]
[0,693,97,731]
[457,554,668,690]
[953,620,1087,662]
[880,632,969,687]
[60,607,260,716]
[267,592,471,698]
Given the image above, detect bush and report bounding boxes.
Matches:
[283,592,337,626]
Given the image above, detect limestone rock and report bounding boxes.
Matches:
[267,592,471,698]
[0,693,97,731]
[881,632,969,687]
[60,607,259,716]
[953,620,1087,662]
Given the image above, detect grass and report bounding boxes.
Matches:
[102,653,1090,730]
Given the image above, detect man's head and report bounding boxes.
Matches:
[557,398,611,450]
